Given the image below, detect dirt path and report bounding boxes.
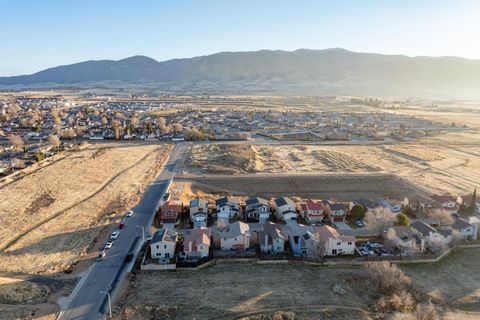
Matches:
[0,147,161,253]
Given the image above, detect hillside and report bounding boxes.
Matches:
[2,49,480,98]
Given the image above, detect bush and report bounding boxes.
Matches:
[364,261,411,296]
[414,302,439,320]
[350,204,366,220]
[396,213,411,226]
[35,152,45,162]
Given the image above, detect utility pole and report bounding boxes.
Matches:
[99,291,112,318]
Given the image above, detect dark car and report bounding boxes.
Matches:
[125,253,134,263]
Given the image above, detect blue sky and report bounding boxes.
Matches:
[1,0,479,75]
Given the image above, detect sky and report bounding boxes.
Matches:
[1,0,480,76]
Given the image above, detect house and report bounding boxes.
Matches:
[411,221,452,249]
[259,222,287,254]
[377,199,402,213]
[219,221,251,250]
[329,203,348,222]
[274,197,297,223]
[355,198,380,211]
[245,197,270,223]
[183,227,211,259]
[159,200,183,223]
[216,197,241,224]
[286,225,319,258]
[150,229,178,260]
[189,198,209,228]
[404,195,437,215]
[316,225,355,256]
[387,226,425,254]
[467,216,480,240]
[300,199,325,223]
[450,217,476,240]
[430,194,459,212]
[459,192,480,214]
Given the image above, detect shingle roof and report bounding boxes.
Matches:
[275,197,294,207]
[151,229,178,244]
[329,203,346,211]
[216,197,240,206]
[219,221,250,238]
[246,197,269,206]
[452,218,473,231]
[411,221,437,236]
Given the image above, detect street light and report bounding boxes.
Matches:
[137,225,145,242]
[99,291,112,318]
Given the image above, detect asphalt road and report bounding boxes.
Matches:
[58,143,187,320]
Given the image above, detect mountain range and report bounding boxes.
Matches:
[1,48,480,98]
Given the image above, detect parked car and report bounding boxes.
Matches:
[96,251,106,262]
[126,210,134,217]
[124,253,134,262]
[119,222,125,230]
[104,240,113,250]
[354,220,364,227]
[110,231,120,240]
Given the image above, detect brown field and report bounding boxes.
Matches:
[116,248,480,320]
[0,143,171,275]
[182,139,480,194]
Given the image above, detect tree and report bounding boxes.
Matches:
[468,188,477,214]
[101,116,108,126]
[129,115,139,132]
[157,116,166,127]
[35,152,45,162]
[364,261,411,295]
[146,122,153,134]
[427,208,454,225]
[350,204,366,220]
[395,213,411,226]
[365,207,395,236]
[8,134,25,152]
[173,123,183,135]
[111,120,122,140]
[48,134,61,153]
[11,158,26,171]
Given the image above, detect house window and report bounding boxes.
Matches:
[156,252,161,257]
[337,242,341,246]
[164,245,167,249]
[348,242,352,245]
[165,253,170,258]
[235,237,237,241]
[156,245,159,249]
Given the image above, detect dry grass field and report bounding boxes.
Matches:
[183,139,480,194]
[116,248,480,320]
[0,143,171,275]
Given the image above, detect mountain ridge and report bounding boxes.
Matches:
[1,48,480,98]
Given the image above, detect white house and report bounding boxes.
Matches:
[150,229,178,260]
[274,197,297,223]
[245,197,270,223]
[259,222,286,254]
[219,221,251,250]
[411,221,452,250]
[216,197,241,224]
[450,217,476,240]
[467,216,480,240]
[316,225,355,256]
[183,227,211,259]
[190,198,209,228]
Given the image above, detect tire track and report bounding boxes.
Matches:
[0,145,172,253]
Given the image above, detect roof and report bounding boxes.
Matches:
[219,221,250,238]
[410,221,437,236]
[329,203,346,211]
[151,228,178,244]
[216,196,240,206]
[246,197,269,206]
[302,199,325,211]
[431,194,457,204]
[184,227,211,250]
[356,198,379,209]
[274,197,294,207]
[316,225,355,243]
[391,226,423,244]
[189,198,208,208]
[451,218,473,231]
[161,200,182,213]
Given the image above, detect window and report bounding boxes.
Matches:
[156,252,161,257]
[156,245,159,249]
[348,242,352,245]
[337,242,341,246]
[164,245,167,249]
[165,253,170,258]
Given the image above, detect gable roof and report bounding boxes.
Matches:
[184,227,211,250]
[151,228,178,244]
[356,198,379,209]
[302,199,325,211]
[316,225,355,243]
[219,221,250,238]
[274,197,294,207]
[451,218,473,231]
[161,200,182,213]
[190,198,208,208]
[410,221,437,236]
[329,203,346,211]
[431,194,457,204]
[216,196,240,206]
[246,197,269,206]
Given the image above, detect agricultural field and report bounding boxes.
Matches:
[116,248,480,320]
[0,143,171,275]
[182,139,480,194]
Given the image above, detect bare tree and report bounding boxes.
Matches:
[11,158,26,171]
[48,134,61,153]
[160,124,171,135]
[427,208,454,225]
[157,116,166,127]
[8,134,25,152]
[365,207,395,236]
[364,261,411,295]
[112,120,122,140]
[192,128,204,140]
[173,123,183,135]
[184,127,194,140]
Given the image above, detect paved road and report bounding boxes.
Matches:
[58,143,187,320]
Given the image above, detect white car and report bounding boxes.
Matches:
[126,210,134,217]
[110,231,120,240]
[104,240,113,249]
[96,251,106,262]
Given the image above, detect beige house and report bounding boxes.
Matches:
[183,227,211,259]
[316,225,355,256]
[219,221,251,250]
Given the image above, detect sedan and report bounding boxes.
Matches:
[104,240,113,249]
[110,230,120,240]
[126,210,134,217]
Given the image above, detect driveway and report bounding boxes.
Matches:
[334,221,352,230]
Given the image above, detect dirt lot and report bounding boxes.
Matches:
[182,140,480,194]
[173,173,427,204]
[116,248,480,320]
[0,143,171,275]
